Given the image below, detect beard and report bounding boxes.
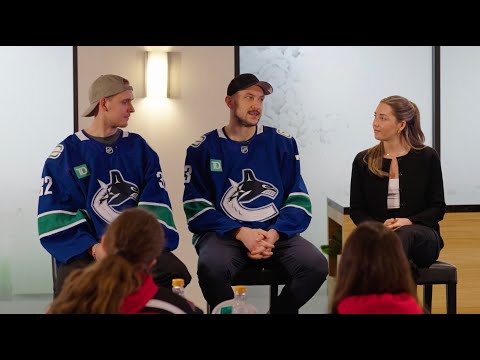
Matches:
[234,110,260,128]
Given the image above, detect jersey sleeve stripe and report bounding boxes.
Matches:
[183,198,213,206]
[281,193,312,215]
[281,204,312,216]
[138,203,177,230]
[183,200,216,222]
[158,220,179,233]
[38,209,79,218]
[138,201,172,212]
[38,210,89,239]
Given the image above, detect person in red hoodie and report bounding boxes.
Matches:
[48,208,202,314]
[331,221,424,314]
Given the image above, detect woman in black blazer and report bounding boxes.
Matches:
[350,95,446,270]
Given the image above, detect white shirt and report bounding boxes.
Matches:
[387,178,400,209]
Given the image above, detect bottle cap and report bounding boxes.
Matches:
[233,285,247,294]
[172,278,185,287]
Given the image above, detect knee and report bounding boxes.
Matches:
[180,266,192,285]
[197,259,229,283]
[309,253,329,281]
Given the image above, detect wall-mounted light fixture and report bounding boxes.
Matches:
[145,51,168,98]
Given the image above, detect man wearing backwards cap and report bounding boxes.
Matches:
[183,73,328,313]
[38,74,191,297]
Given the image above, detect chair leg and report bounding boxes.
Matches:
[423,284,433,313]
[51,256,57,295]
[446,283,457,314]
[207,303,212,314]
[270,284,278,305]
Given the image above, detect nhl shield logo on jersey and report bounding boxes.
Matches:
[221,169,279,222]
[91,170,140,223]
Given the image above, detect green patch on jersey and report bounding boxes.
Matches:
[210,159,222,172]
[74,164,90,179]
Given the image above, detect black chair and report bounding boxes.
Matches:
[51,256,57,295]
[416,260,457,314]
[206,267,290,314]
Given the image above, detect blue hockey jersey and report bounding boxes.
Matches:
[38,129,178,264]
[183,125,312,244]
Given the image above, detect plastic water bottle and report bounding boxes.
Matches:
[172,278,185,297]
[231,285,257,314]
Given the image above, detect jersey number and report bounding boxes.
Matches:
[156,171,166,189]
[40,176,53,196]
[184,165,192,184]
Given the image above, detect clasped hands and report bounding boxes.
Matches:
[383,217,412,231]
[235,227,279,260]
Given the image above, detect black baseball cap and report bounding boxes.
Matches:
[227,73,273,96]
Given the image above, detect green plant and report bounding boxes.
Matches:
[320,229,342,256]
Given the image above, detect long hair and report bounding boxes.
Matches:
[331,221,418,313]
[365,95,426,177]
[48,208,165,314]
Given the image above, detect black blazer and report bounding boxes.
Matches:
[349,146,446,234]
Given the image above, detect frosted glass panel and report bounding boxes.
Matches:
[0,47,73,296]
[441,47,480,205]
[240,46,432,246]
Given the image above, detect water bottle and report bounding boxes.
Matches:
[231,285,257,314]
[172,278,185,297]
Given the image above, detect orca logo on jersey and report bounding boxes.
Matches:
[91,170,140,223]
[221,169,279,222]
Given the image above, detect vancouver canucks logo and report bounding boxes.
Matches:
[221,169,279,222]
[91,170,140,223]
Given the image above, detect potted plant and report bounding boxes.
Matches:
[320,229,342,277]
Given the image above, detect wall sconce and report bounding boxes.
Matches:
[145,51,168,98]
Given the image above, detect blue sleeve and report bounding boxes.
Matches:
[137,142,179,251]
[37,143,97,264]
[183,142,240,237]
[271,137,312,238]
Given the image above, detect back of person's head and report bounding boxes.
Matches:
[48,208,164,314]
[331,221,417,313]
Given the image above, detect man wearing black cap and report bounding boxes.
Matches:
[183,73,328,313]
[38,74,191,297]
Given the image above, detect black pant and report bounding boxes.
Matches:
[395,224,443,269]
[54,249,191,297]
[196,232,328,314]
[150,250,192,288]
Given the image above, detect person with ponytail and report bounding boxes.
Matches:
[349,95,446,274]
[48,208,202,314]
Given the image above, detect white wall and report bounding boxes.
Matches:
[77,46,234,311]
[441,46,480,205]
[0,47,73,297]
[240,46,433,248]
